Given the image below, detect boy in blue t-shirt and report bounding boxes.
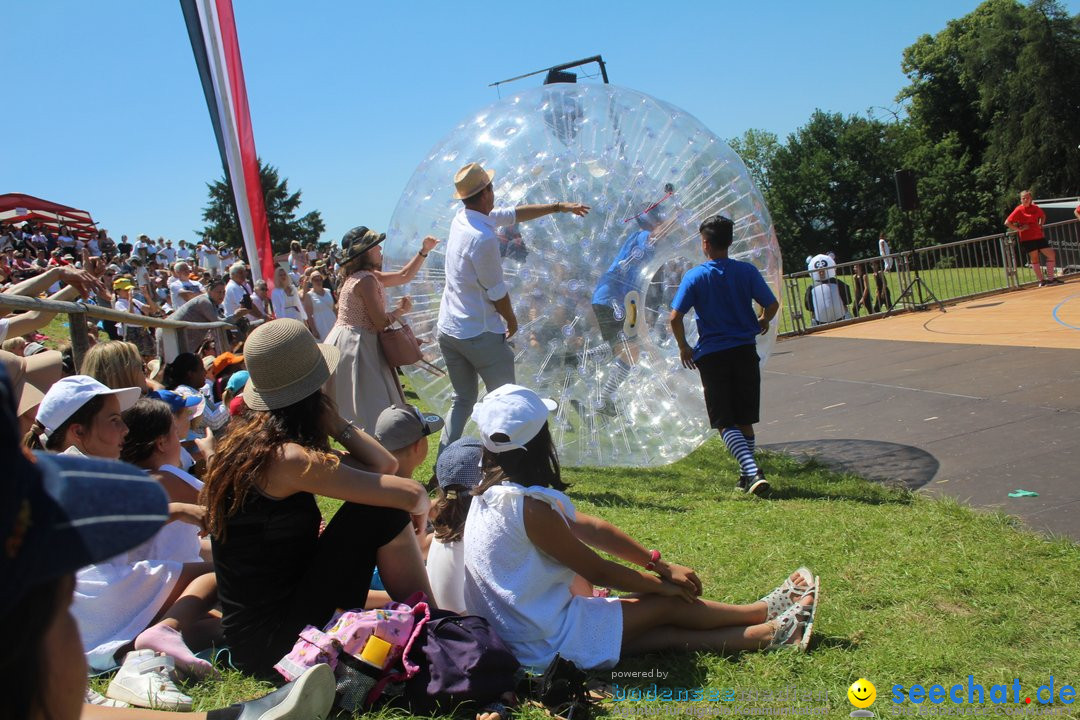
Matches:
[669,215,779,495]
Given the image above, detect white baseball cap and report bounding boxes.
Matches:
[35,376,141,442]
[471,384,557,453]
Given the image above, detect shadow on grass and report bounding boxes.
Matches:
[572,491,688,513]
[759,455,916,505]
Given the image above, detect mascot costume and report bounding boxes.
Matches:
[804,253,851,325]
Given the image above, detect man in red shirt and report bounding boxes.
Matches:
[1005,190,1060,286]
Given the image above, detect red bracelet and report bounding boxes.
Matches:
[644,549,661,571]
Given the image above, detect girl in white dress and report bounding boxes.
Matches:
[463,385,819,672]
[302,269,337,340]
[272,266,308,324]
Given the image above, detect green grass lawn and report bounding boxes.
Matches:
[106,434,1079,719]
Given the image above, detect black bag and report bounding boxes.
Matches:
[402,610,520,713]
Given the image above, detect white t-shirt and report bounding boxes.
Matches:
[168,276,203,307]
[426,538,466,614]
[177,246,193,260]
[223,279,250,318]
[158,246,177,265]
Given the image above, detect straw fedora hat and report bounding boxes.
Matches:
[453,162,496,200]
[242,319,340,411]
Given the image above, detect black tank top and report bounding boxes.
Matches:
[212,489,321,651]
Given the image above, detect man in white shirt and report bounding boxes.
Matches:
[158,239,177,266]
[436,162,589,449]
[167,262,204,307]
[222,261,264,321]
[177,240,193,261]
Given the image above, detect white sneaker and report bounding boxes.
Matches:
[85,688,130,707]
[106,650,193,710]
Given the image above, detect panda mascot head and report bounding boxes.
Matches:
[806,253,837,284]
[804,252,849,325]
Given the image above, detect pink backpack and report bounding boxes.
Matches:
[275,595,431,709]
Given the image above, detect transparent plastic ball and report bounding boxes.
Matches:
[385,83,781,467]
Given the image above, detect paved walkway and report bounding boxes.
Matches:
[760,281,1080,541]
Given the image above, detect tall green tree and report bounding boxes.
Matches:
[728,128,780,194]
[199,160,325,255]
[899,0,1080,213]
[765,111,907,263]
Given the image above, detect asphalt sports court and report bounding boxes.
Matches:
[760,280,1080,540]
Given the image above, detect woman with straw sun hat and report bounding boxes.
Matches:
[201,318,433,677]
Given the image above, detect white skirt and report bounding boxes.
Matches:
[324,324,405,433]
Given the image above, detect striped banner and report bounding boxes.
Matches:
[180,0,274,284]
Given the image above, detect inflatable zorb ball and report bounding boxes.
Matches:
[385,83,781,467]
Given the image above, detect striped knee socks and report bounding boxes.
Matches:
[721,427,759,477]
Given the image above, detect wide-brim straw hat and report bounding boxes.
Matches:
[242,319,340,411]
[453,162,496,200]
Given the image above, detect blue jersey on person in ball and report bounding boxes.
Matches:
[591,230,654,306]
[671,257,776,361]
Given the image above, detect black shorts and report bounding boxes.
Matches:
[592,302,624,346]
[1019,238,1051,254]
[696,344,761,429]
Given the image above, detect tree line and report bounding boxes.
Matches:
[729,0,1080,265]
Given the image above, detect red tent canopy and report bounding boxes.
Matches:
[0,193,98,239]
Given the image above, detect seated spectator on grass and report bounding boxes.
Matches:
[112,277,158,359]
[463,384,820,672]
[23,376,220,694]
[149,387,209,473]
[168,262,204,308]
[82,340,154,396]
[201,319,432,677]
[221,369,249,413]
[372,402,445,561]
[164,279,230,359]
[210,351,245,402]
[426,437,485,614]
[164,352,229,432]
[0,344,64,437]
[2,264,104,341]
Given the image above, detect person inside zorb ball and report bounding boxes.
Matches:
[385,83,782,467]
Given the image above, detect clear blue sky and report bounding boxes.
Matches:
[4,1,1076,246]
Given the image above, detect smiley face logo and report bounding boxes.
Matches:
[848,678,877,709]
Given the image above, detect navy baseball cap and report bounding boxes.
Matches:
[435,438,484,491]
[0,370,169,613]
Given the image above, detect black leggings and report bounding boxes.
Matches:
[231,502,410,677]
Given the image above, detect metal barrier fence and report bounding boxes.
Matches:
[0,292,234,371]
[780,217,1079,336]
